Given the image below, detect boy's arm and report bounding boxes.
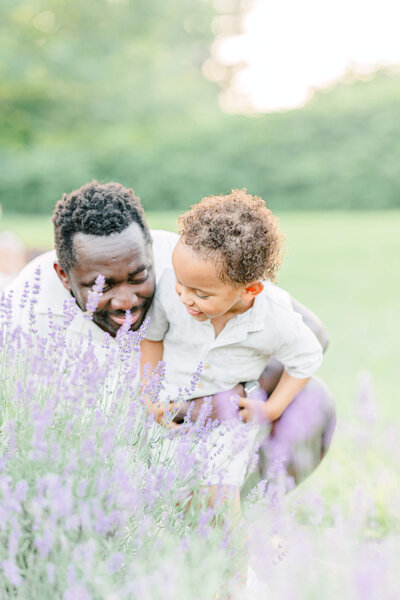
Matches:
[238,371,310,423]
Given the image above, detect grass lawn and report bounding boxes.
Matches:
[2,209,399,514]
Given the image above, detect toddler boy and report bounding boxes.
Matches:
[141,189,323,493]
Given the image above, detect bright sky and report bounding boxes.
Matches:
[212,0,400,113]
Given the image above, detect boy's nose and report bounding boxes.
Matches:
[177,286,194,306]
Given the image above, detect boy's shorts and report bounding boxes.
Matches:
[149,419,268,489]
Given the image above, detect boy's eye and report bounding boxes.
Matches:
[195,292,208,299]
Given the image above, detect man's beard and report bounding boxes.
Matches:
[92,301,151,337]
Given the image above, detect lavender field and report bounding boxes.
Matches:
[0,211,399,598]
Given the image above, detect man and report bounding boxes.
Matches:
[4,180,335,486]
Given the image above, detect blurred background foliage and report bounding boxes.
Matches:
[1,0,400,214]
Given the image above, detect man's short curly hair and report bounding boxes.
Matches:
[52,180,151,272]
[178,189,284,285]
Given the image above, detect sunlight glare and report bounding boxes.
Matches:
[214,0,400,113]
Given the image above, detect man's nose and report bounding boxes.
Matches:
[110,286,139,311]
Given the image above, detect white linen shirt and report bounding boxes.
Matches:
[145,269,323,403]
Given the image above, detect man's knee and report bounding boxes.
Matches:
[271,376,335,445]
[263,376,336,485]
[304,377,336,455]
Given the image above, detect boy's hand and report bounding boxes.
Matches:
[238,396,271,424]
[146,401,180,429]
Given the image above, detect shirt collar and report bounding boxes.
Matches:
[207,292,266,349]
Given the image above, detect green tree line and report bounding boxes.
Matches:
[1,0,399,213]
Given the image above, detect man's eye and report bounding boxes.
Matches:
[130,269,148,284]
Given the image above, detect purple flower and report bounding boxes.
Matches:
[107,552,125,574]
[64,582,92,600]
[33,265,41,293]
[2,559,22,587]
[63,297,78,328]
[115,309,133,341]
[196,507,214,538]
[1,290,14,327]
[184,361,203,397]
[19,281,30,310]
[72,540,97,568]
[8,527,21,558]
[84,274,105,320]
[35,530,54,557]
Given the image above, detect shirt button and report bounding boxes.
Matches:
[197,383,203,388]
[204,364,210,370]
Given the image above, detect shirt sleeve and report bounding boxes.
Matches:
[144,275,170,341]
[271,310,323,379]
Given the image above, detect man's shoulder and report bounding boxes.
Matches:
[151,230,178,283]
[5,249,69,316]
[260,281,292,311]
[151,229,178,245]
[5,250,57,297]
[154,268,176,298]
[7,250,57,286]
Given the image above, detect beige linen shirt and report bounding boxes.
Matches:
[146,269,323,403]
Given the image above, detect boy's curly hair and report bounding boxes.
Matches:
[178,189,284,285]
[52,180,151,272]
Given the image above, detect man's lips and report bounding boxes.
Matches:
[184,305,203,317]
[110,311,143,326]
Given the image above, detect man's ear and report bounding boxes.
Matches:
[242,280,264,301]
[54,262,71,291]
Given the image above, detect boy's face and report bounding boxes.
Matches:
[171,241,252,322]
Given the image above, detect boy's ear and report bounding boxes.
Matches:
[54,262,71,291]
[242,280,264,301]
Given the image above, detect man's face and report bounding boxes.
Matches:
[55,222,155,336]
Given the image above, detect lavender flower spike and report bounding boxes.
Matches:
[84,274,105,320]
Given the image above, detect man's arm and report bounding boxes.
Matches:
[290,298,329,352]
[172,295,329,423]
